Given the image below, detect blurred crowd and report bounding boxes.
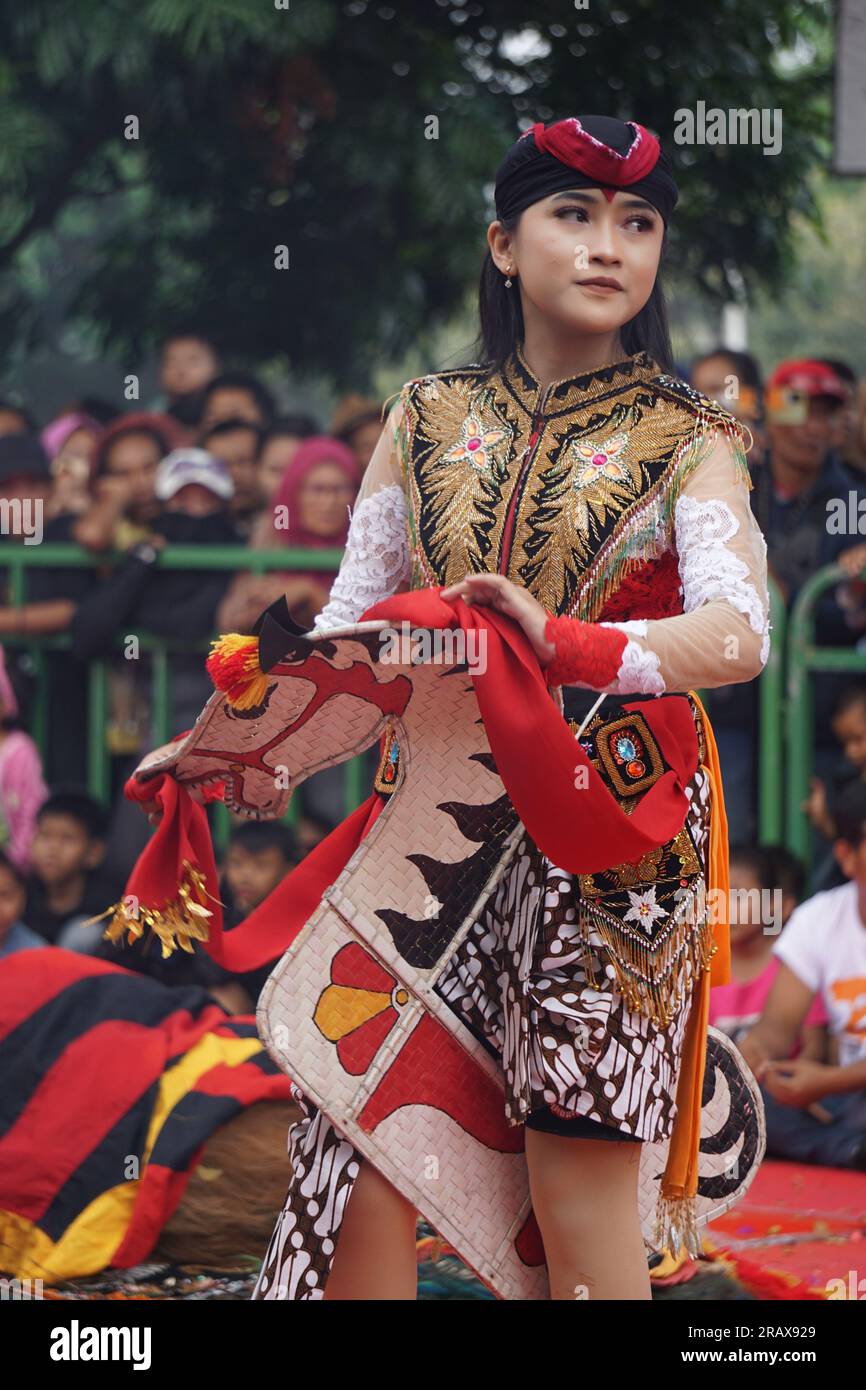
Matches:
[0,332,385,906]
[688,350,866,858]
[2,333,866,1021]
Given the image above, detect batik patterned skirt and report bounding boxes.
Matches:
[251,695,712,1300]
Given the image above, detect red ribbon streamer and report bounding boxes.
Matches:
[120,588,696,971]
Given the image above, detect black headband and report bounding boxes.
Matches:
[494,115,679,225]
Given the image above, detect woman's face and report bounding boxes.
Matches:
[51,426,97,498]
[296,461,357,537]
[259,434,301,502]
[492,187,664,345]
[58,426,97,465]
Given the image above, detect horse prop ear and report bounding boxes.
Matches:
[255,595,320,672]
[251,593,306,639]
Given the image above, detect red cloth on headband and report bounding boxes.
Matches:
[531,118,660,184]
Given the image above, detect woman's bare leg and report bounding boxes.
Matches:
[323,1158,419,1300]
[525,1127,651,1300]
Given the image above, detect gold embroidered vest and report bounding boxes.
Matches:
[373,347,750,1022]
[396,345,748,622]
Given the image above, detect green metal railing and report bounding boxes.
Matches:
[3,545,849,856]
[759,577,787,844]
[3,543,367,850]
[785,563,866,864]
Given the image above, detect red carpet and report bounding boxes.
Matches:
[704,1160,866,1299]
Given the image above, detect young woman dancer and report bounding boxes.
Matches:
[144,114,770,1300]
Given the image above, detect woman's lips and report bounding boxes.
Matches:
[575,280,623,294]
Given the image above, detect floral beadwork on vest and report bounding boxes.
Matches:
[398,347,750,622]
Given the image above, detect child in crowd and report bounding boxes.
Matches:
[220,821,298,1006]
[710,844,828,1059]
[739,779,866,1170]
[71,448,241,757]
[89,820,298,1012]
[0,647,48,871]
[0,850,45,958]
[158,328,221,431]
[803,680,866,840]
[803,681,866,891]
[23,790,125,950]
[222,820,298,918]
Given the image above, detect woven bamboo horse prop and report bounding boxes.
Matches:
[132,603,765,1300]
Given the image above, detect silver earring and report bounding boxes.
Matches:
[504,264,514,288]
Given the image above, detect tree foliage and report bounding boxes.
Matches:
[0,0,833,384]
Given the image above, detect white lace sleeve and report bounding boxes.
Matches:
[594,430,770,693]
[676,494,770,665]
[311,393,412,631]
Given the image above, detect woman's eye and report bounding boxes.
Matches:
[626,215,655,231]
[554,206,588,221]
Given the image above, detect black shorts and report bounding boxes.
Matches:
[524,1107,643,1142]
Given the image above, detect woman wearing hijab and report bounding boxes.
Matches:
[217,435,362,634]
[134,115,769,1300]
[39,411,102,518]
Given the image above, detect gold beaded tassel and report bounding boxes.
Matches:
[83,859,218,959]
[577,878,717,1027]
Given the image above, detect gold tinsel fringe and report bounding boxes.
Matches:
[578,879,717,1027]
[83,859,218,959]
[578,414,750,623]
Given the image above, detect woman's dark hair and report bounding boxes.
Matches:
[76,396,120,426]
[833,678,866,723]
[256,415,320,459]
[728,842,805,903]
[36,787,109,840]
[200,417,265,451]
[227,819,297,861]
[202,371,275,425]
[470,210,674,377]
[831,778,866,849]
[819,358,856,387]
[159,326,221,359]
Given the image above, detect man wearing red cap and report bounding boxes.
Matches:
[757,357,866,615]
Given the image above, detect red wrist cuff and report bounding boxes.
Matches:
[543,616,627,689]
